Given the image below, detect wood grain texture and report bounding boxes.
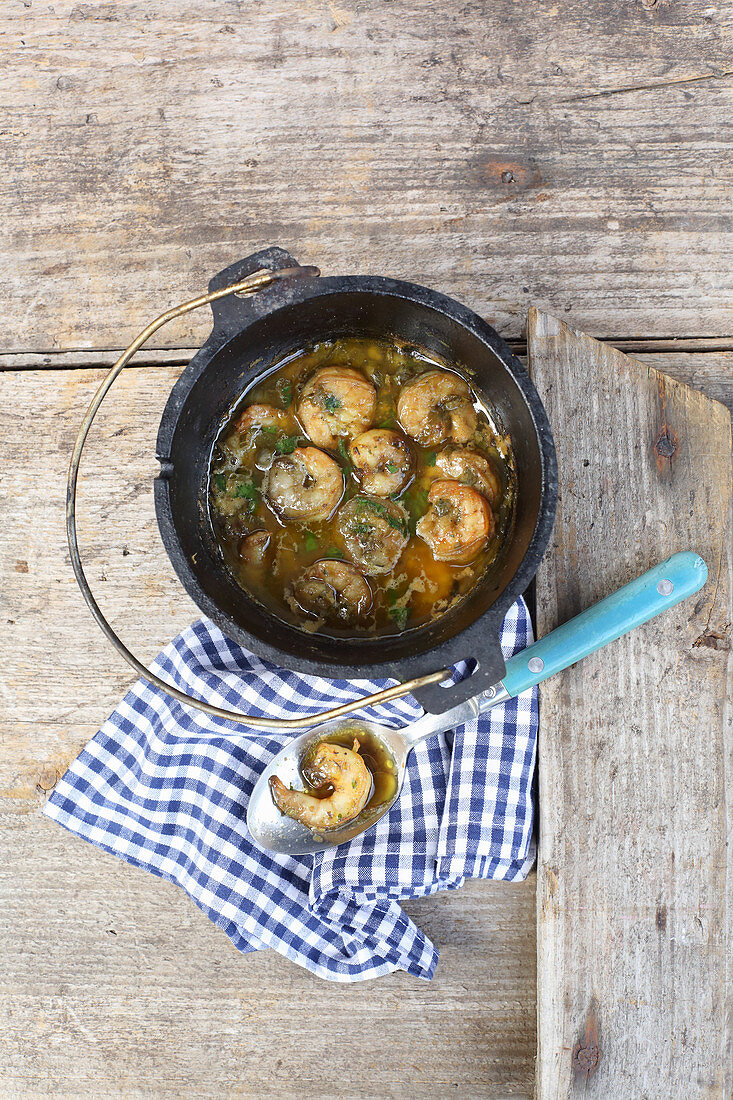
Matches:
[622,351,733,414]
[2,0,732,352]
[529,311,732,1098]
[0,366,537,1097]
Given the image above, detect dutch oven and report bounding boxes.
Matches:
[151,247,557,714]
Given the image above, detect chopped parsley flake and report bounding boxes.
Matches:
[324,392,341,412]
[389,606,409,628]
[337,438,352,469]
[275,435,300,454]
[234,481,257,500]
[355,497,408,535]
[214,473,226,492]
[276,379,292,407]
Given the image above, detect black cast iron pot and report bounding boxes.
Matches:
[155,247,557,714]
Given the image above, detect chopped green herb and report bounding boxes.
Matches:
[355,497,408,535]
[337,438,352,468]
[388,514,409,535]
[403,487,430,535]
[231,482,258,512]
[234,481,257,500]
[337,813,343,821]
[410,488,430,515]
[378,417,395,429]
[324,547,344,559]
[324,392,341,413]
[276,379,292,408]
[426,452,437,466]
[275,434,300,454]
[303,531,319,552]
[214,473,226,493]
[389,606,409,628]
[352,780,357,789]
[385,462,399,473]
[261,425,278,435]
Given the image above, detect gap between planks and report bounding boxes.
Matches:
[2,336,733,371]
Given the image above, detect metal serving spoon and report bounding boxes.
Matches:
[247,552,706,856]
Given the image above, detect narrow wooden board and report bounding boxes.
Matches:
[528,310,732,1098]
[0,366,537,1097]
[2,0,732,350]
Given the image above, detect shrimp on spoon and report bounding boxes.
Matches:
[269,739,371,831]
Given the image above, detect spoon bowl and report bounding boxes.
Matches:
[247,717,416,856]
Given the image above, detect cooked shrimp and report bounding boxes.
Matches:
[297,366,376,449]
[269,739,372,831]
[349,428,413,496]
[416,479,494,564]
[397,370,477,447]
[220,404,285,463]
[239,530,270,568]
[236,403,285,434]
[436,446,501,504]
[293,559,372,624]
[265,446,343,521]
[338,495,409,575]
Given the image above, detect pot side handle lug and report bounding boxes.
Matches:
[411,636,507,714]
[207,246,312,335]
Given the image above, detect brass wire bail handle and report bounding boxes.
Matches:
[67,266,450,731]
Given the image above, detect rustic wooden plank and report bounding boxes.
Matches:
[1,0,732,350]
[0,365,536,1097]
[529,311,732,1098]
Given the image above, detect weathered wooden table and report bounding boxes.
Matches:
[1,3,731,1097]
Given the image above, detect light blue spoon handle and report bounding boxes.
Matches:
[501,551,707,698]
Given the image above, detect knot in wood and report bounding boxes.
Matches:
[572,1004,601,1080]
[572,1036,600,1077]
[654,426,678,459]
[501,170,515,184]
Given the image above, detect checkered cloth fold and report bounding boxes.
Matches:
[43,600,537,982]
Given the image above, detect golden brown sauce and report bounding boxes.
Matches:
[208,336,516,637]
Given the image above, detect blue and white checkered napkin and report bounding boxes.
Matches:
[44,600,537,982]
